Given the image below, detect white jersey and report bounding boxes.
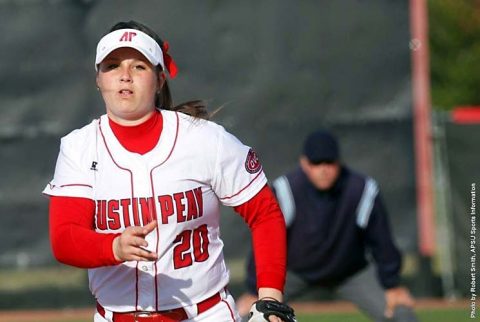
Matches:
[43,110,267,313]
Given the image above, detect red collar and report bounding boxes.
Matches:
[108,110,163,155]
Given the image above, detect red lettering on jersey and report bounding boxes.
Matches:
[132,197,141,226]
[107,200,121,230]
[173,225,210,269]
[119,31,137,42]
[159,195,174,224]
[139,197,155,225]
[185,190,198,221]
[96,200,107,230]
[120,199,131,227]
[174,192,186,223]
[173,230,193,269]
[193,187,203,217]
[193,224,209,262]
[97,186,205,228]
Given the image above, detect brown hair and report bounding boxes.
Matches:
[108,21,209,119]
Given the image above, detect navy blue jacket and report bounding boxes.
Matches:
[246,166,402,293]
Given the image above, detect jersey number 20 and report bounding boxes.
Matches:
[173,224,210,269]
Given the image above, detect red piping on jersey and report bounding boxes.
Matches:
[48,183,93,189]
[99,118,135,184]
[149,112,180,310]
[135,263,140,309]
[60,184,93,188]
[222,299,236,321]
[98,118,140,309]
[219,169,263,200]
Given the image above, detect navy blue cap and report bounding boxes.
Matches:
[303,130,340,163]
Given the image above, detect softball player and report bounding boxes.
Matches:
[44,20,292,322]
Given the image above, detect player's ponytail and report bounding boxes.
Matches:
[109,20,210,120]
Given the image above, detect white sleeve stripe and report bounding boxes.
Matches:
[272,176,296,227]
[356,177,379,228]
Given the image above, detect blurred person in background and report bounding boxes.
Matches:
[237,129,418,322]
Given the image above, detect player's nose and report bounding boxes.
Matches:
[119,67,132,82]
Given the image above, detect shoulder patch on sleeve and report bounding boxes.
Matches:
[245,148,262,174]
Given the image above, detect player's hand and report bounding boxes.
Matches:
[268,315,284,322]
[112,220,158,262]
[237,292,258,317]
[384,286,415,318]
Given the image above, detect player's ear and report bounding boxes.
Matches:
[299,156,310,172]
[299,155,311,174]
[95,73,101,91]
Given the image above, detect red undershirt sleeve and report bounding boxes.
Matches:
[49,195,122,268]
[233,184,286,292]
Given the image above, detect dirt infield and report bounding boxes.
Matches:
[0,307,93,322]
[0,298,469,321]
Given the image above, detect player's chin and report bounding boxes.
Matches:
[314,181,333,191]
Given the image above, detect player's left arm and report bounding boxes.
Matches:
[208,127,291,320]
[234,185,296,322]
[233,184,286,297]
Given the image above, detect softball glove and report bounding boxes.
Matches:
[247,298,297,322]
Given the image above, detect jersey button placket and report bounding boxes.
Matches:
[134,161,157,309]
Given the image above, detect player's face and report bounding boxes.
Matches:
[96,47,165,125]
[300,156,341,191]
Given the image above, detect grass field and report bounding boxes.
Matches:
[298,308,468,322]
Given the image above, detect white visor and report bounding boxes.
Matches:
[95,29,164,71]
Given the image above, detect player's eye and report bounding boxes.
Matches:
[99,63,118,71]
[106,63,119,70]
[134,64,147,70]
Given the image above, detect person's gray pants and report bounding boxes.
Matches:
[284,265,418,322]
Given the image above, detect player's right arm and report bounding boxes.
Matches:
[49,196,120,268]
[46,129,157,268]
[49,196,157,267]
